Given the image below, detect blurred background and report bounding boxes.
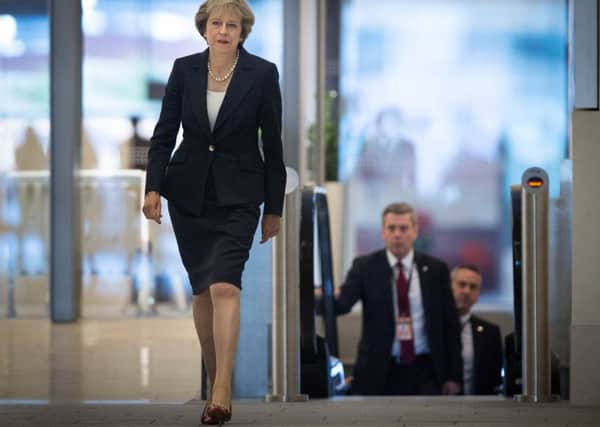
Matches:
[0,0,567,317]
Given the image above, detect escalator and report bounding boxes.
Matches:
[299,186,345,398]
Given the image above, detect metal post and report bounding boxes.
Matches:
[49,0,82,322]
[267,168,308,402]
[516,167,555,402]
[282,0,301,173]
[315,0,327,186]
[6,239,16,318]
[283,188,307,401]
[268,205,287,400]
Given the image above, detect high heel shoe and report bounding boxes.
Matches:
[206,402,232,426]
[200,401,219,425]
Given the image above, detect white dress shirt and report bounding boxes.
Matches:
[460,312,475,395]
[386,249,430,359]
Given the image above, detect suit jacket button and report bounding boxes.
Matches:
[208,145,215,152]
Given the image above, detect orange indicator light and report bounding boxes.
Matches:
[527,177,544,188]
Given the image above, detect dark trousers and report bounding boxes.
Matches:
[384,354,441,395]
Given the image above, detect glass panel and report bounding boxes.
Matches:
[0,6,50,318]
[339,0,568,307]
[80,0,282,317]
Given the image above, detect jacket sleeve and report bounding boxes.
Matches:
[145,58,182,195]
[491,324,503,392]
[258,63,286,216]
[334,257,364,315]
[441,262,463,383]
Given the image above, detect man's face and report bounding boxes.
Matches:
[381,212,418,259]
[451,268,482,315]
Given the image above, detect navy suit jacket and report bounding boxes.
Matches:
[145,47,286,216]
[470,314,503,395]
[334,249,462,395]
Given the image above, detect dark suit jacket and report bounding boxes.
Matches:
[145,47,286,216]
[333,249,462,395]
[470,314,503,395]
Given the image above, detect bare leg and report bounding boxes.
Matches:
[209,282,241,409]
[192,291,217,399]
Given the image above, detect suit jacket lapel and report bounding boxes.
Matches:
[471,315,484,392]
[414,251,438,349]
[213,47,256,134]
[373,250,394,322]
[414,252,432,314]
[189,50,213,140]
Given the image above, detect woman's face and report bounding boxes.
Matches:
[205,8,243,54]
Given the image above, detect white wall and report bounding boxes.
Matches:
[569,0,600,406]
[570,110,600,405]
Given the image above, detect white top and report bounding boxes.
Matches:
[386,249,431,360]
[207,90,226,131]
[461,312,475,394]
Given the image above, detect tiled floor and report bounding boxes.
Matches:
[1,318,599,427]
[1,398,599,426]
[0,318,202,402]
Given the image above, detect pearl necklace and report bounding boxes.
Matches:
[208,50,239,82]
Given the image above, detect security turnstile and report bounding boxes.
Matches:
[506,167,559,402]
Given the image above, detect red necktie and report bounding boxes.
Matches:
[397,262,415,364]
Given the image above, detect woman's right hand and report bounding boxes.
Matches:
[142,191,162,224]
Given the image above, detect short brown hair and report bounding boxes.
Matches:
[451,264,482,281]
[195,0,255,44]
[381,202,417,226]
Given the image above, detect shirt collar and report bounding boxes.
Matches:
[386,248,414,270]
[460,312,472,327]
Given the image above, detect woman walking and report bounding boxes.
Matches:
[143,1,286,424]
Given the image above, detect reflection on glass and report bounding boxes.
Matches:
[339,0,567,306]
[0,0,282,318]
[0,6,50,317]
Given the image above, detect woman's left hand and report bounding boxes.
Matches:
[260,214,281,243]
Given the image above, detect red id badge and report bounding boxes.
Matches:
[395,316,413,341]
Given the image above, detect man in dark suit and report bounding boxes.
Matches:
[330,202,462,395]
[450,264,503,395]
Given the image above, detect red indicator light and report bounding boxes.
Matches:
[527,177,544,188]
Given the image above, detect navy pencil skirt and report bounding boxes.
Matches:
[167,198,261,295]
